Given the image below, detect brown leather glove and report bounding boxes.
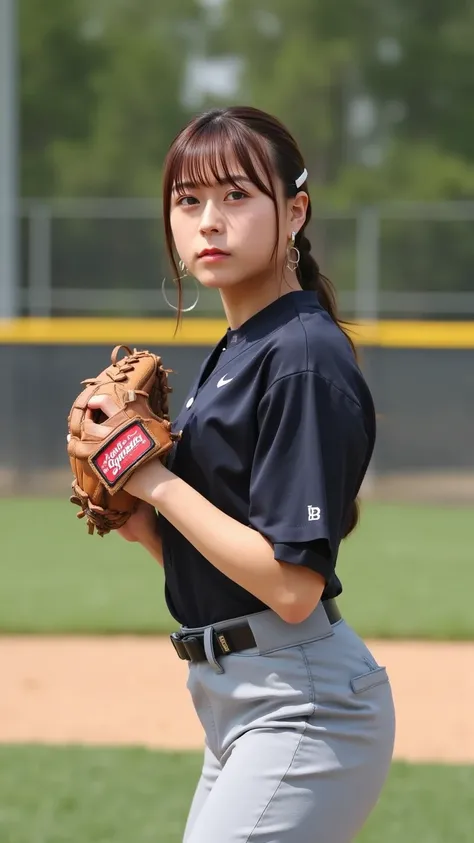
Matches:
[67,344,180,536]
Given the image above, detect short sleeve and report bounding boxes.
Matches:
[249,371,370,578]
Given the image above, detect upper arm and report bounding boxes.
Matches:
[249,371,370,581]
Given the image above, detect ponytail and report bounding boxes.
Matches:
[296,231,357,359]
[295,230,360,540]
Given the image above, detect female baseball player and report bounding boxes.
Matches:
[88,106,396,842]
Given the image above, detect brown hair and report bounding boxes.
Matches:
[162,106,360,537]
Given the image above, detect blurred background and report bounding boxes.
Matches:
[0,1,473,842]
[1,0,473,498]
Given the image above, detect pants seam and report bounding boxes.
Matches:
[299,644,317,707]
[189,666,218,749]
[243,723,308,843]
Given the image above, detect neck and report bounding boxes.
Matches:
[220,270,303,330]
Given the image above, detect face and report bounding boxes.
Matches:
[169,155,307,291]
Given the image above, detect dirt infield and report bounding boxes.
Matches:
[1,637,473,763]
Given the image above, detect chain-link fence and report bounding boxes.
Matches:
[19,199,474,320]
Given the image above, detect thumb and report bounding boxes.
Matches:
[86,394,121,419]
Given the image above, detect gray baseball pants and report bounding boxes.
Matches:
[180,601,396,843]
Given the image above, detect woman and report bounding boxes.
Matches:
[88,106,396,843]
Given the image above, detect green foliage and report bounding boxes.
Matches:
[20,0,104,195]
[18,1,474,293]
[20,0,474,201]
[208,1,474,292]
[364,0,474,162]
[213,0,474,201]
[54,0,203,197]
[20,0,204,197]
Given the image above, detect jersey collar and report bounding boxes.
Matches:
[224,290,320,348]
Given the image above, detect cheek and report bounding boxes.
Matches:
[244,227,275,266]
[237,204,277,256]
[169,212,192,262]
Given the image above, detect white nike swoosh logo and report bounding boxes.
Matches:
[217,374,234,388]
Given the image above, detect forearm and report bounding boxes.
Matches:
[126,462,324,623]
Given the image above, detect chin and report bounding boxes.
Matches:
[195,271,241,290]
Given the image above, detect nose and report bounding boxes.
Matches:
[199,199,224,236]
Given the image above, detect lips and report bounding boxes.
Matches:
[198,248,230,258]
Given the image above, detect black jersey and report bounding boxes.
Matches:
[159,291,375,627]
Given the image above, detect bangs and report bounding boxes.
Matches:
[169,119,276,198]
[161,109,287,325]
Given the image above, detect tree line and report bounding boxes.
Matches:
[20,0,474,296]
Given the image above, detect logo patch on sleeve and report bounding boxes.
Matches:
[92,421,154,486]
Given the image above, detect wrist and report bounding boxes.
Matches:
[124,457,170,503]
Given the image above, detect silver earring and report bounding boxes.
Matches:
[178,259,188,276]
[286,231,300,272]
[161,275,200,312]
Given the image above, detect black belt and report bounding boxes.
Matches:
[170,599,342,662]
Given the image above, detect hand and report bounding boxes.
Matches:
[117,500,160,543]
[85,394,122,437]
[86,392,171,504]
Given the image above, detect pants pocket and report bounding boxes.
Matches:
[350,666,389,694]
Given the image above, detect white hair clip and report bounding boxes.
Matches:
[295,168,308,189]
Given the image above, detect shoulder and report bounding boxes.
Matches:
[261,304,369,409]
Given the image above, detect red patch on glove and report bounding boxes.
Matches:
[91,421,154,486]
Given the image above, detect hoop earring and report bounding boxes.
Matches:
[161,275,200,312]
[286,232,300,272]
[178,259,188,276]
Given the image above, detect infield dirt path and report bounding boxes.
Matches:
[1,637,473,763]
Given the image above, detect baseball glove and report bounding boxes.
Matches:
[67,344,180,537]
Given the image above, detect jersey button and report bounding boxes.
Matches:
[186,397,194,409]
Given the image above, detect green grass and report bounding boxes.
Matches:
[0,498,472,638]
[337,500,473,639]
[0,746,473,843]
[0,498,168,634]
[0,746,198,843]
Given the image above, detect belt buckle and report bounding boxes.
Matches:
[170,632,206,662]
[183,635,205,662]
[169,632,188,660]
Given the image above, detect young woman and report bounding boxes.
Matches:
[88,106,396,843]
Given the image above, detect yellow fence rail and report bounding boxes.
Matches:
[1,318,474,348]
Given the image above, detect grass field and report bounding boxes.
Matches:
[0,746,473,843]
[0,497,472,638]
[1,498,472,841]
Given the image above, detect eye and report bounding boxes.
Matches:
[176,195,199,207]
[226,189,248,201]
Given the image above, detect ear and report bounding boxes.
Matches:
[287,191,309,236]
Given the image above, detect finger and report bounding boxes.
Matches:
[67,423,113,444]
[86,394,121,419]
[83,419,116,440]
